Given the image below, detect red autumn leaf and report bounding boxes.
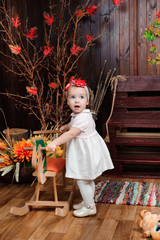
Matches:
[48,82,58,89]
[70,44,84,56]
[12,15,21,28]
[75,10,86,18]
[86,5,98,15]
[112,0,123,5]
[9,45,21,54]
[156,10,160,19]
[26,27,38,40]
[26,86,37,95]
[85,34,94,42]
[43,46,54,56]
[43,12,55,25]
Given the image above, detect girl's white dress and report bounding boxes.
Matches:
[65,109,114,180]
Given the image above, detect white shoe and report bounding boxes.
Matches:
[73,201,84,210]
[73,204,97,218]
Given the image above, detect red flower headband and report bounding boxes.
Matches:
[65,76,86,91]
[65,76,89,99]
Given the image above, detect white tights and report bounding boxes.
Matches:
[76,179,95,206]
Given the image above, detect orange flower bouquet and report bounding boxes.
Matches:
[0,134,64,183]
[0,138,33,183]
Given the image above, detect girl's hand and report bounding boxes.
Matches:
[60,126,65,133]
[46,142,57,152]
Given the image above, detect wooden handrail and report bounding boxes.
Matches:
[33,130,60,134]
[24,147,46,150]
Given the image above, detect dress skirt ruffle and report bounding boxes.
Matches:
[65,132,114,180]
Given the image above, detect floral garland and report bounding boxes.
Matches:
[143,10,160,64]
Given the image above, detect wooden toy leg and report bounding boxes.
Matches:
[53,176,58,202]
[55,202,69,217]
[10,204,30,216]
[35,182,40,201]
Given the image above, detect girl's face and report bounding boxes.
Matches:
[67,86,89,114]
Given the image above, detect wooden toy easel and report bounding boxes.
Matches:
[10,130,76,217]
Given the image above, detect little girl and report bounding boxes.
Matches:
[46,78,114,217]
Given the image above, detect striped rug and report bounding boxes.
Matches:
[94,180,160,206]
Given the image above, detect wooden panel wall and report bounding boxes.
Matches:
[0,0,160,133]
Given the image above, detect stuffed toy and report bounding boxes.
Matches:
[137,210,160,239]
[151,220,160,240]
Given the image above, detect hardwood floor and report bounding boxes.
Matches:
[0,174,160,240]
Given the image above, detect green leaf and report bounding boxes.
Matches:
[143,31,155,41]
[150,46,157,53]
[143,32,149,39]
[148,33,155,41]
[153,20,159,28]
[147,57,155,64]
